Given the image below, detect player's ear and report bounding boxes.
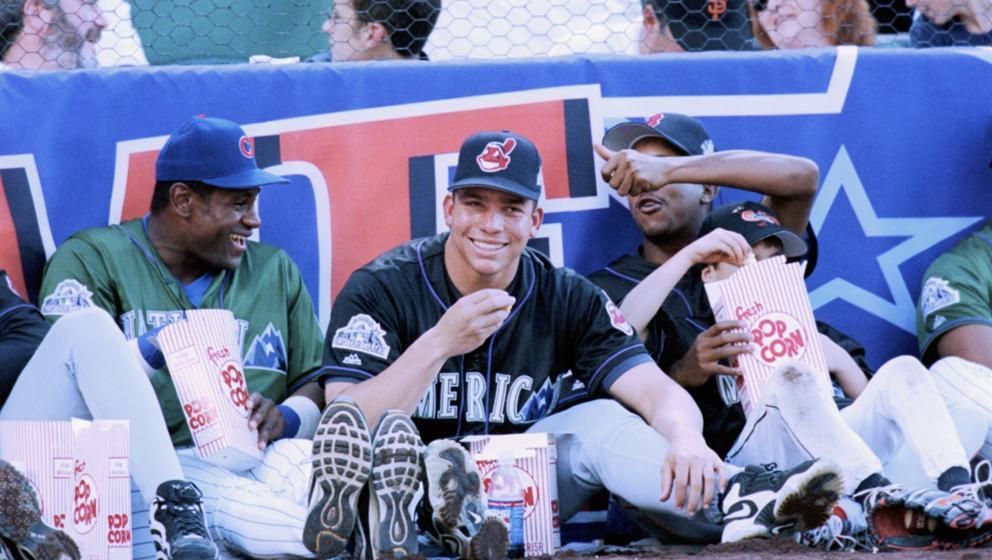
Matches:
[529,203,544,238]
[169,182,197,218]
[442,193,455,227]
[701,184,719,205]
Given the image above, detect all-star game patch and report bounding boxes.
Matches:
[920,276,960,318]
[332,314,391,360]
[41,279,94,315]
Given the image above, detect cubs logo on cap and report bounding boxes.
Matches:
[476,138,517,173]
[450,131,542,201]
[239,136,254,158]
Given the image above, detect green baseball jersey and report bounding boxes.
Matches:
[39,218,324,447]
[917,221,992,365]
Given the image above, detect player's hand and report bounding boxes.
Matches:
[670,321,752,387]
[594,144,676,196]
[431,289,516,357]
[247,393,285,450]
[660,430,727,515]
[685,229,752,267]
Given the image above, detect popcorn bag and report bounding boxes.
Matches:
[157,309,263,470]
[704,256,828,418]
[463,433,560,557]
[0,419,131,560]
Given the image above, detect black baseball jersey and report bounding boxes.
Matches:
[587,251,745,457]
[320,234,653,443]
[0,270,48,407]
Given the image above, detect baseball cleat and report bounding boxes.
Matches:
[720,458,842,543]
[367,411,423,559]
[304,400,373,558]
[0,460,80,560]
[421,439,505,559]
[149,480,218,560]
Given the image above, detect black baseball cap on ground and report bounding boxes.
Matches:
[699,201,808,258]
[647,0,753,51]
[602,113,714,156]
[449,131,542,201]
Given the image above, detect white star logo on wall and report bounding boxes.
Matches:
[807,146,983,333]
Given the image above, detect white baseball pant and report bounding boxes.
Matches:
[726,357,980,493]
[929,356,992,459]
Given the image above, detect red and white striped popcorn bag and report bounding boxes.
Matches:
[704,256,828,418]
[157,309,263,471]
[0,419,131,560]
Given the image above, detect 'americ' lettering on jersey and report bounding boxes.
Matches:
[414,372,555,426]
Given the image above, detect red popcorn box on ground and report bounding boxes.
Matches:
[0,419,131,560]
[462,433,560,557]
[157,309,263,471]
[704,256,829,418]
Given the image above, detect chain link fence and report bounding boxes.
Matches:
[0,0,989,69]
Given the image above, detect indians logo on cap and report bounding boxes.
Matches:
[646,113,664,127]
[739,209,779,227]
[476,138,517,173]
[238,136,254,159]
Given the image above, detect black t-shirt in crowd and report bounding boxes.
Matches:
[319,234,653,443]
[0,270,49,407]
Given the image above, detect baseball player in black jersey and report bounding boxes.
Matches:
[303,130,842,559]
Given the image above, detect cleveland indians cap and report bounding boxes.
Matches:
[156,116,289,189]
[698,201,808,258]
[449,131,542,201]
[602,112,715,156]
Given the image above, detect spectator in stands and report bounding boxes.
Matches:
[0,0,106,69]
[318,0,441,61]
[750,0,878,47]
[907,0,991,46]
[638,0,754,52]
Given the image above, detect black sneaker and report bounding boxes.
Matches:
[304,400,373,558]
[367,411,423,558]
[149,480,219,560]
[421,440,507,560]
[0,460,79,560]
[720,459,843,543]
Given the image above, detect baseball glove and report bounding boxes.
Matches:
[865,485,992,550]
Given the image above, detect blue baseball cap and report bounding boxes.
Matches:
[155,117,288,189]
[449,131,542,201]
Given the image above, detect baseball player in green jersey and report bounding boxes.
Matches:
[917,221,992,459]
[36,117,325,559]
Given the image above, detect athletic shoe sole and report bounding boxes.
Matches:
[369,411,423,558]
[304,401,373,558]
[0,462,79,560]
[774,460,843,533]
[467,518,510,560]
[424,440,484,529]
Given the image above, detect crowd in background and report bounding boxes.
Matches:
[0,0,990,70]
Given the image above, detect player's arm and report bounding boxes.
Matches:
[621,229,751,340]
[594,146,818,236]
[323,281,514,426]
[819,332,869,398]
[609,362,727,515]
[0,272,48,396]
[935,325,992,370]
[39,238,120,323]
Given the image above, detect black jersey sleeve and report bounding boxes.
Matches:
[0,271,48,407]
[564,277,653,396]
[319,270,405,386]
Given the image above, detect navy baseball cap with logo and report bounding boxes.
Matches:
[156,116,288,189]
[602,113,714,156]
[698,201,808,258]
[449,131,542,201]
[646,0,753,51]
